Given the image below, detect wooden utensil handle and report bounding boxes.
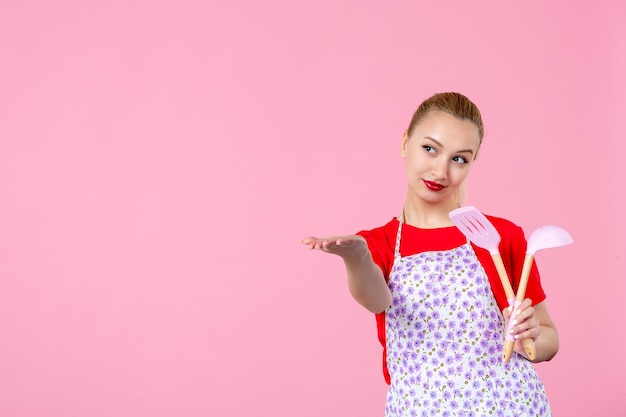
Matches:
[515,255,535,303]
[502,339,536,362]
[514,254,537,360]
[491,253,515,300]
[502,340,515,362]
[492,253,537,362]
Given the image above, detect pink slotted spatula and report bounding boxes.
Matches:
[501,224,572,361]
[449,205,536,362]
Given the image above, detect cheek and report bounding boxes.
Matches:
[406,151,428,167]
[449,167,471,184]
[404,161,425,182]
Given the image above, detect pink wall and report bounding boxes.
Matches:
[1,1,624,416]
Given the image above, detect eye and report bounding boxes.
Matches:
[453,156,469,165]
[422,145,436,153]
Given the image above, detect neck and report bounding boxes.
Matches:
[402,194,459,229]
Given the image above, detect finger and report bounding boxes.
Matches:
[503,301,517,320]
[301,237,318,249]
[320,240,338,250]
[516,305,535,323]
[308,238,327,250]
[305,239,320,250]
[510,313,540,341]
[315,240,327,250]
[510,299,533,320]
[510,306,535,330]
[520,298,533,311]
[513,324,541,342]
[510,315,535,332]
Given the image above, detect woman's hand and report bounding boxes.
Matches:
[503,298,540,343]
[502,300,559,362]
[301,235,368,259]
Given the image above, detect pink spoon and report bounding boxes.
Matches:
[501,224,573,362]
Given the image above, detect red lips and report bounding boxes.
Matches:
[423,180,445,191]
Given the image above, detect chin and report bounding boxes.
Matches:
[421,191,454,205]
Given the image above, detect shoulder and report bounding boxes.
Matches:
[484,213,528,247]
[484,214,522,233]
[356,218,399,241]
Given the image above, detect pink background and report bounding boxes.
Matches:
[1,1,624,416]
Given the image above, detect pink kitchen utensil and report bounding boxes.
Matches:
[501,224,573,362]
[449,206,536,362]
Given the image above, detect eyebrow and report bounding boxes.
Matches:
[424,136,475,155]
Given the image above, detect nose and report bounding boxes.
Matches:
[430,157,448,180]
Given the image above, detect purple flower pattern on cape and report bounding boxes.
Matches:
[384,236,551,417]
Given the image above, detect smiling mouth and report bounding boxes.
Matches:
[423,180,445,191]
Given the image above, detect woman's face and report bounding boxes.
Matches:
[401,110,481,205]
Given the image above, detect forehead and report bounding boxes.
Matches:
[412,110,481,149]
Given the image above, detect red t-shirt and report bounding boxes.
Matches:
[357,216,546,385]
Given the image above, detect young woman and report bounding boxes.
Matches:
[302,92,558,417]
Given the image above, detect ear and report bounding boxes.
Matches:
[400,130,409,158]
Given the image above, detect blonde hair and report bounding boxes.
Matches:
[407,92,484,145]
[407,92,485,205]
